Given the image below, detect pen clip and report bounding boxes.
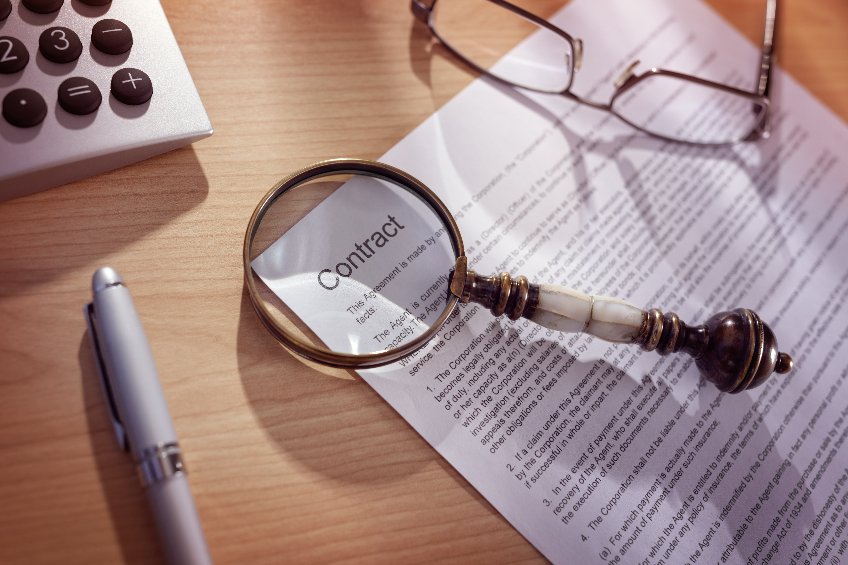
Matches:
[84,303,130,452]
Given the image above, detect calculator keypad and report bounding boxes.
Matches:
[0,0,212,198]
[0,3,149,128]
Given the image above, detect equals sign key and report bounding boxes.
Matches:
[58,77,102,116]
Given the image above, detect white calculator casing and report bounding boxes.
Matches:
[0,0,212,200]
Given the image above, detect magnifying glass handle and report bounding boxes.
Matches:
[449,260,793,393]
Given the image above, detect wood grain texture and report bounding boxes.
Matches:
[0,1,845,563]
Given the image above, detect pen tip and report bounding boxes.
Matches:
[92,267,124,294]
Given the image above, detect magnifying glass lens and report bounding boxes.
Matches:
[247,169,459,363]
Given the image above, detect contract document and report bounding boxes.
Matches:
[255,0,848,562]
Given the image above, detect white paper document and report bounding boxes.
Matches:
[255,0,848,562]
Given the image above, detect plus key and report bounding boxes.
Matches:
[111,68,153,105]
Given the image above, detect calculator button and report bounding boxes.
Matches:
[0,37,29,74]
[58,77,101,115]
[111,68,152,105]
[92,19,133,55]
[0,0,12,21]
[21,0,64,14]
[39,27,83,64]
[2,88,47,128]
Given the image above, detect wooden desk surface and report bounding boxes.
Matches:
[1,1,846,563]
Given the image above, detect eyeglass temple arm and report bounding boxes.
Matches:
[450,259,793,394]
[756,0,778,98]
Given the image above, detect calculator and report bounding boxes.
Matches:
[0,0,212,200]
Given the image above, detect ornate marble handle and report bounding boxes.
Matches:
[449,258,793,393]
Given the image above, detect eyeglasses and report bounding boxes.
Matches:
[411,0,777,145]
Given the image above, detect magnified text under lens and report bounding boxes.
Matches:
[249,172,458,357]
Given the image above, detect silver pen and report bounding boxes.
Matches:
[84,267,212,565]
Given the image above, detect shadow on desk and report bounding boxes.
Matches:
[0,147,208,297]
[235,286,439,485]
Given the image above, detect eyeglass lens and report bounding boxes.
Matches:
[612,74,767,144]
[431,0,575,93]
[429,0,767,144]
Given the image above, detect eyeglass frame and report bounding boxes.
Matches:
[411,0,777,145]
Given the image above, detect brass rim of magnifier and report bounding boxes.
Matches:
[243,158,466,369]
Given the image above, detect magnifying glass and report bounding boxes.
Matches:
[244,158,793,393]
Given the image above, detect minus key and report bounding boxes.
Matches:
[92,18,133,55]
